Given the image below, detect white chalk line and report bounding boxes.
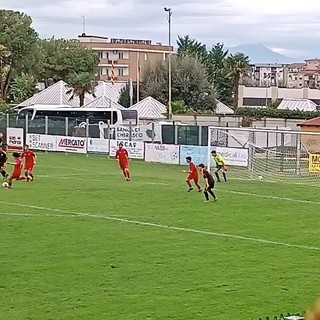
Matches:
[0,201,319,251]
[0,212,75,218]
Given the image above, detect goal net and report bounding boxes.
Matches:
[207,126,320,185]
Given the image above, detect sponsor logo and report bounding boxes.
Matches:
[58,139,85,149]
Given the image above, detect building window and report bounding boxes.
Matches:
[144,53,148,61]
[119,51,129,59]
[123,68,129,76]
[102,51,108,59]
[118,68,124,76]
[163,52,166,61]
[101,67,108,76]
[98,52,103,59]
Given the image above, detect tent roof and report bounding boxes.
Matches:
[129,96,167,119]
[94,82,121,102]
[15,80,93,108]
[215,100,234,115]
[277,98,318,112]
[82,95,125,110]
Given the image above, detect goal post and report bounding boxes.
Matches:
[207,126,320,185]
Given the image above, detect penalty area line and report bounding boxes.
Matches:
[0,200,319,252]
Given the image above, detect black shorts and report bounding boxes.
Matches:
[206,182,215,190]
[0,162,5,169]
[215,165,223,171]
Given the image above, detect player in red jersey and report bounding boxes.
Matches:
[5,152,25,188]
[115,143,131,181]
[183,156,202,192]
[21,145,36,181]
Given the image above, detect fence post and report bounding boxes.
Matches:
[25,113,29,134]
[296,133,301,175]
[174,123,178,145]
[6,113,9,127]
[65,117,68,157]
[45,116,49,154]
[129,121,132,141]
[107,120,111,159]
[198,125,202,146]
[86,118,89,158]
[24,113,28,146]
[45,116,48,135]
[151,122,155,143]
[65,117,68,136]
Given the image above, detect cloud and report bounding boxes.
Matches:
[1,0,319,58]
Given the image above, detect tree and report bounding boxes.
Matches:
[67,72,97,107]
[177,35,207,61]
[206,43,233,105]
[39,38,99,87]
[118,81,140,108]
[141,55,216,112]
[225,53,251,110]
[10,73,37,104]
[0,10,39,101]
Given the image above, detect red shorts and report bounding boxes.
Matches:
[25,163,34,171]
[11,173,21,180]
[187,174,198,183]
[119,162,128,170]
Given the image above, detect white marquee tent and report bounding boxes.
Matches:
[15,80,93,108]
[129,97,167,120]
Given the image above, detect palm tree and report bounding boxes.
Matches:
[225,53,251,110]
[67,72,97,107]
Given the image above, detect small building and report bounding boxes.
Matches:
[297,117,320,153]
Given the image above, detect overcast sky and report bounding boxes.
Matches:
[2,0,320,59]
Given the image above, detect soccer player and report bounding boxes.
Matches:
[198,163,217,203]
[22,145,36,181]
[183,156,202,192]
[211,150,227,182]
[0,145,8,180]
[115,143,131,181]
[5,152,25,188]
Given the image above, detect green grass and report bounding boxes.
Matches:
[0,153,319,320]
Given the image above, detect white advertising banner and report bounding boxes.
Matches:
[56,136,87,154]
[115,124,162,142]
[145,143,179,165]
[109,140,144,159]
[216,147,249,167]
[26,134,56,151]
[6,127,24,151]
[87,138,109,153]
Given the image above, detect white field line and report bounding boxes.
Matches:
[35,173,320,206]
[0,201,319,251]
[0,212,75,218]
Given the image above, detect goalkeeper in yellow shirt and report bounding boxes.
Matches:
[211,150,227,182]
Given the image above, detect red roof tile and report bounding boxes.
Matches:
[298,117,320,126]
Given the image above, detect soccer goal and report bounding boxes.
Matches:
[207,126,320,185]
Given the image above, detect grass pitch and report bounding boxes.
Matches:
[0,153,319,320]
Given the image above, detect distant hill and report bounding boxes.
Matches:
[228,43,294,64]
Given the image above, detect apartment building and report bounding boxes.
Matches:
[78,34,173,84]
[251,64,286,87]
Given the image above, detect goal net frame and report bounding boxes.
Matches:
[207,126,320,184]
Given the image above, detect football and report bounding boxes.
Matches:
[2,182,9,188]
[258,175,263,180]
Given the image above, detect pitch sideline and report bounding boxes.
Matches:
[0,201,319,252]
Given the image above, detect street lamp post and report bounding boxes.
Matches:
[164,7,172,120]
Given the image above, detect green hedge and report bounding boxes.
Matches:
[236,107,320,120]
